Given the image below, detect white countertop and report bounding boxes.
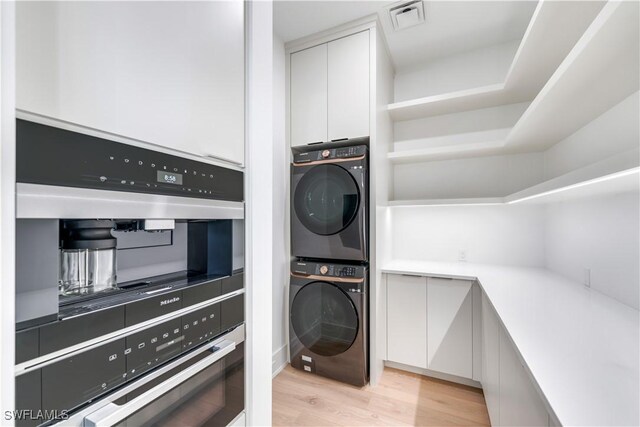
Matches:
[382,260,640,427]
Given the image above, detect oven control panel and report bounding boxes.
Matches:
[17,119,243,202]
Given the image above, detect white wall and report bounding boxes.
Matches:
[271,34,288,376]
[543,91,639,180]
[393,40,519,102]
[394,152,543,200]
[545,192,639,310]
[541,91,640,310]
[391,205,546,267]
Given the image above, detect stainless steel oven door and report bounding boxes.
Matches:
[78,326,244,427]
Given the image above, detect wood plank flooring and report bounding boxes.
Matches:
[272,366,491,427]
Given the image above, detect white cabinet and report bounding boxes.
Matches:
[290,44,328,147]
[482,293,501,426]
[499,328,550,427]
[327,31,370,141]
[289,31,370,147]
[426,277,473,378]
[16,1,245,164]
[386,274,427,368]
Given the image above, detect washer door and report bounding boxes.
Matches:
[293,164,360,236]
[290,281,358,357]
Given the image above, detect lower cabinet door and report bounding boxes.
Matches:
[482,293,501,426]
[426,278,473,379]
[499,328,549,427]
[386,274,427,369]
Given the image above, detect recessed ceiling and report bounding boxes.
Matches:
[273,1,391,44]
[273,0,538,72]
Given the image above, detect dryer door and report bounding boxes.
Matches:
[290,281,358,357]
[293,164,360,236]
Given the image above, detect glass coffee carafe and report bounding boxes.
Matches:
[59,220,117,296]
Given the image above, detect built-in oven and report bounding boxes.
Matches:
[74,326,244,427]
[14,118,246,427]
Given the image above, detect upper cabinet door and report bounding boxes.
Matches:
[290,44,328,147]
[327,31,370,141]
[16,2,245,165]
[427,277,473,379]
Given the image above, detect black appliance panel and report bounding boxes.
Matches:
[15,328,39,364]
[40,306,125,356]
[111,342,244,427]
[125,318,183,380]
[18,299,244,421]
[182,304,221,352]
[291,261,366,279]
[16,119,243,202]
[15,370,41,427]
[221,295,244,333]
[293,145,367,163]
[125,289,183,326]
[41,339,127,412]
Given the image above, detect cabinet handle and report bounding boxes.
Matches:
[401,274,423,278]
[331,138,349,142]
[307,141,324,145]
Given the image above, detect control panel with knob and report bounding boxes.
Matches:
[291,261,365,279]
[293,144,367,164]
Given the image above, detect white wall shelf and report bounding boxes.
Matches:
[389,149,640,207]
[387,1,604,122]
[388,140,506,163]
[387,1,639,164]
[505,0,640,152]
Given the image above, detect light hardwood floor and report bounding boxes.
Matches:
[272,365,491,426]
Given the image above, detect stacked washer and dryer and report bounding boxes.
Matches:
[289,143,369,387]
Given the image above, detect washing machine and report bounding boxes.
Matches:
[289,260,368,386]
[291,145,368,262]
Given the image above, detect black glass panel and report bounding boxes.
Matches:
[113,343,244,427]
[294,164,359,236]
[291,282,358,357]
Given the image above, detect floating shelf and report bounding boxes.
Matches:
[388,140,506,164]
[505,0,640,152]
[388,197,504,207]
[387,1,605,122]
[386,1,639,164]
[389,149,640,207]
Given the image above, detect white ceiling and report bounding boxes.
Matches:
[273,0,538,71]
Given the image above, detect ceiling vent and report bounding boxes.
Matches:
[388,0,425,31]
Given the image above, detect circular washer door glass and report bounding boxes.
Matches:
[290,281,358,357]
[294,164,360,236]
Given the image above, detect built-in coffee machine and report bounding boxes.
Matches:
[14,119,246,427]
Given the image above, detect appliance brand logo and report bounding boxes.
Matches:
[160,296,180,306]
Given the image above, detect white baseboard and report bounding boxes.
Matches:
[272,344,288,378]
[384,360,483,388]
